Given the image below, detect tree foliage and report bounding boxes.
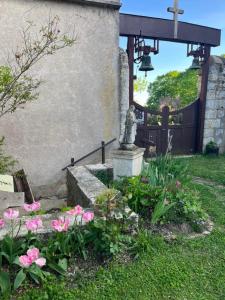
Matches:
[0,16,75,118]
[134,78,148,93]
[147,69,199,110]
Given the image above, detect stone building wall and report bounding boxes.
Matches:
[0,0,121,197]
[203,56,225,153]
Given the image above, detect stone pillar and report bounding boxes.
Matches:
[119,48,129,143]
[203,56,225,153]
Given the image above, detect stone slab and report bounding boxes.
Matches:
[40,198,67,211]
[0,212,88,241]
[67,166,108,207]
[0,191,25,211]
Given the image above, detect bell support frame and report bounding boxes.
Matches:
[121,13,221,153]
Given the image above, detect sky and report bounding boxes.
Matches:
[119,0,225,104]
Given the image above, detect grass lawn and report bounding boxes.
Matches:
[17,156,225,300]
[182,155,225,185]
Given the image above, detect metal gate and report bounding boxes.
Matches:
[134,99,199,156]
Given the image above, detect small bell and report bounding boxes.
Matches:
[189,57,201,70]
[139,54,154,77]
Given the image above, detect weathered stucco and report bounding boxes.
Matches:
[203,56,225,152]
[0,0,120,196]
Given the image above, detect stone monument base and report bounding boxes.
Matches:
[111,147,145,180]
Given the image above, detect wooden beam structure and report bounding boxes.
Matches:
[120,13,221,47]
[120,13,221,153]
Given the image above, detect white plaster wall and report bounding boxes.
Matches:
[0,0,120,194]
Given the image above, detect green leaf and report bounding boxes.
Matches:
[29,264,44,279]
[13,256,20,266]
[29,272,40,284]
[58,258,67,271]
[0,271,11,294]
[14,269,26,290]
[48,262,66,276]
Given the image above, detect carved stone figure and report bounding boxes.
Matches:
[120,105,137,150]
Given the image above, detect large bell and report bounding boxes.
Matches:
[139,54,154,72]
[189,57,201,70]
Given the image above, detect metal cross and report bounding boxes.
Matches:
[167,0,184,39]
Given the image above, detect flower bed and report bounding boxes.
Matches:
[114,154,210,234]
[0,194,137,298]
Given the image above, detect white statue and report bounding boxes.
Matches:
[120,105,137,150]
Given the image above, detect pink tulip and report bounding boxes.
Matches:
[23,201,41,212]
[27,248,40,262]
[0,219,5,229]
[66,205,84,216]
[32,201,41,211]
[51,217,70,232]
[83,211,94,223]
[19,255,32,268]
[25,217,43,232]
[35,257,46,268]
[3,208,19,220]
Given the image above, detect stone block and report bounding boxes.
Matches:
[216,100,225,108]
[206,90,216,99]
[205,110,217,119]
[56,184,67,199]
[204,129,214,139]
[40,197,67,212]
[0,191,25,211]
[204,119,220,129]
[206,100,217,109]
[215,129,224,137]
[216,138,223,146]
[217,109,225,118]
[67,166,108,208]
[111,147,145,180]
[207,82,217,90]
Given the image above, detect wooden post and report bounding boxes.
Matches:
[127,37,135,105]
[197,46,211,153]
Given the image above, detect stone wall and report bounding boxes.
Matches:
[203,56,225,153]
[0,0,121,196]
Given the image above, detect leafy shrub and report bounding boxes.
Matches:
[204,141,219,155]
[0,137,16,174]
[164,187,208,229]
[85,219,130,258]
[95,189,122,218]
[86,189,134,258]
[151,199,175,225]
[116,176,164,217]
[115,154,207,230]
[143,154,189,187]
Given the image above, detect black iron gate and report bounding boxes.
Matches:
[134,99,199,156]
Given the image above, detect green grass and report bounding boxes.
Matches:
[182,155,225,185]
[17,156,225,300]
